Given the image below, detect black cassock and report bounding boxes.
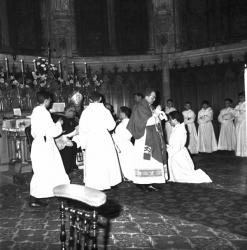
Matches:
[51,113,78,174]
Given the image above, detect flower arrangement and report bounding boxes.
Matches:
[0,58,103,112]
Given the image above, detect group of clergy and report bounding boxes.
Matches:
[28,88,246,207]
[164,92,246,158]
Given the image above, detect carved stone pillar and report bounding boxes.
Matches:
[106,0,117,55]
[0,0,10,51]
[147,0,155,54]
[161,51,170,105]
[42,0,77,59]
[153,0,174,104]
[173,0,182,51]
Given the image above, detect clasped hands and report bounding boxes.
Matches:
[154,105,168,121]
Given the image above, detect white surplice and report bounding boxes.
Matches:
[182,109,198,154]
[168,123,212,183]
[113,118,135,181]
[217,107,236,151]
[234,102,247,157]
[30,106,70,198]
[197,107,217,153]
[79,103,122,190]
[165,106,176,142]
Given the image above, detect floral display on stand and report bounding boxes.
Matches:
[0,57,103,113]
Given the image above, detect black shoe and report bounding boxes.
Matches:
[146,185,159,192]
[136,184,149,192]
[150,184,162,190]
[29,196,48,208]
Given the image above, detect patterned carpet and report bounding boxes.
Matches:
[0,151,247,250]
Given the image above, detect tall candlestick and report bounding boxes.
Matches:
[33,59,37,72]
[84,62,87,75]
[5,57,9,74]
[20,59,24,73]
[72,61,75,75]
[58,61,62,75]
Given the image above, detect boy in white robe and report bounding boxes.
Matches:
[113,106,134,181]
[164,99,176,143]
[79,92,122,190]
[182,102,198,154]
[30,89,70,207]
[167,111,212,183]
[234,92,247,157]
[197,101,217,153]
[218,98,236,151]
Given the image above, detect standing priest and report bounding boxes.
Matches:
[127,88,168,192]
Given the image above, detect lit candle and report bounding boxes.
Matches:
[33,59,37,72]
[72,61,75,75]
[84,62,87,75]
[58,61,62,75]
[5,57,9,73]
[20,59,24,73]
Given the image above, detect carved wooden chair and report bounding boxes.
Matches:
[53,184,107,250]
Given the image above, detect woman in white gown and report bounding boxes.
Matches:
[182,102,198,154]
[164,99,176,143]
[113,106,134,181]
[218,98,236,151]
[167,111,212,183]
[234,92,247,157]
[79,92,122,190]
[197,101,217,153]
[30,90,70,207]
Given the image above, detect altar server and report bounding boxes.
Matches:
[127,89,168,192]
[218,98,236,151]
[167,111,212,183]
[30,89,70,207]
[164,99,176,142]
[79,91,122,190]
[182,102,198,154]
[197,100,217,153]
[234,92,247,157]
[113,106,134,181]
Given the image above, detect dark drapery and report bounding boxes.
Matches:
[179,0,247,50]
[115,0,149,55]
[74,0,109,56]
[170,61,244,137]
[7,0,42,54]
[99,69,162,114]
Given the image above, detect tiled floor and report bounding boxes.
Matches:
[0,151,247,250]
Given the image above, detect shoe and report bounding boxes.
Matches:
[135,184,147,192]
[146,185,159,192]
[150,184,162,190]
[29,196,48,208]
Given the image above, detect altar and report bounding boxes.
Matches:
[1,116,31,166]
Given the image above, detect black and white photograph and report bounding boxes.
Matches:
[0,0,247,249]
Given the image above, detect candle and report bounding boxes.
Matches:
[58,61,62,75]
[84,62,87,75]
[5,57,9,73]
[20,59,24,73]
[33,59,37,72]
[72,61,75,75]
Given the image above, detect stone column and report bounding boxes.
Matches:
[0,0,10,51]
[106,0,117,55]
[147,0,155,54]
[152,0,174,104]
[161,50,170,105]
[43,0,77,59]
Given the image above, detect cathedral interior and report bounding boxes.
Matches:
[0,0,247,249]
